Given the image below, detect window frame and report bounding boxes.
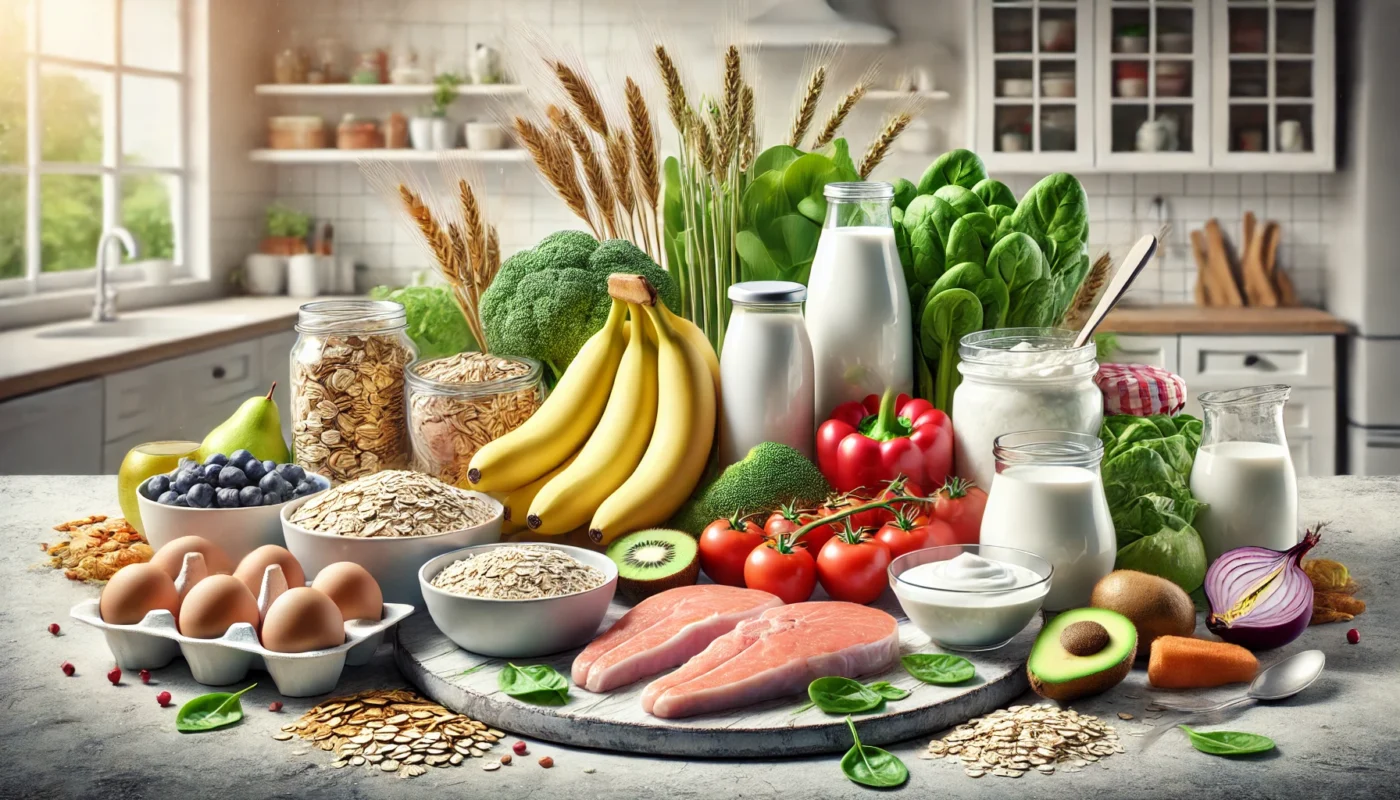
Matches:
[0,0,190,298]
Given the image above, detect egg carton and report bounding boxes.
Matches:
[69,599,414,697]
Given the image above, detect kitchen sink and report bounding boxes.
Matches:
[35,316,244,339]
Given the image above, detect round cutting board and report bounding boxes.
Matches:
[396,593,1040,758]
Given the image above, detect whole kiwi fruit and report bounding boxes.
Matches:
[1090,570,1196,656]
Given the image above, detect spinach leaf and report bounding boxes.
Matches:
[808,677,884,715]
[902,654,976,685]
[867,681,911,701]
[921,288,982,413]
[892,178,918,211]
[841,717,909,788]
[916,149,988,195]
[1178,726,1276,756]
[498,663,570,705]
[176,683,256,733]
[972,178,1018,209]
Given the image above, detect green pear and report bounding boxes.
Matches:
[199,382,291,463]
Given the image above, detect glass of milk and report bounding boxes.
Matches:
[718,281,815,467]
[1190,384,1298,563]
[804,182,912,421]
[979,430,1116,611]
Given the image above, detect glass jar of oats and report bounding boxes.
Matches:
[291,300,417,484]
[406,353,544,486]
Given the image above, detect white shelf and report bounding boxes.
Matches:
[248,148,530,164]
[254,83,525,97]
[865,89,952,102]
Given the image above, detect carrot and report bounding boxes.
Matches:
[1147,636,1259,689]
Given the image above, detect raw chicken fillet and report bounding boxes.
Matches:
[642,601,900,719]
[572,585,782,693]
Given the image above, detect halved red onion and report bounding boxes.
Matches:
[1205,527,1320,650]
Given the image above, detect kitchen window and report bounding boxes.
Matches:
[0,0,188,297]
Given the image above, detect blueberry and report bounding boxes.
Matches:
[243,459,266,482]
[217,465,248,489]
[145,474,172,499]
[157,490,180,506]
[187,483,215,508]
[216,487,241,508]
[203,452,229,466]
[178,457,198,470]
[259,472,287,494]
[228,448,254,466]
[174,494,190,507]
[262,492,282,506]
[172,470,198,494]
[238,485,263,507]
[281,464,306,484]
[202,463,223,482]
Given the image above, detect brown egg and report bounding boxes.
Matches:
[260,588,345,653]
[310,562,384,621]
[178,574,260,639]
[150,536,234,578]
[100,564,180,625]
[233,545,305,597]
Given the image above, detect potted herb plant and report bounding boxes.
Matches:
[411,72,461,151]
[260,203,310,255]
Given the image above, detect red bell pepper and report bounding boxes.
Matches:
[816,388,954,495]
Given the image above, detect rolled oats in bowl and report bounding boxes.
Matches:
[406,354,543,486]
[288,469,496,537]
[429,545,607,600]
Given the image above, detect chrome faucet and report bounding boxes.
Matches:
[93,227,138,323]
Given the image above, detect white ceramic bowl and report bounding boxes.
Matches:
[890,544,1052,652]
[1115,35,1148,54]
[138,474,331,564]
[1159,32,1193,53]
[1117,77,1149,98]
[279,491,503,606]
[419,542,617,658]
[1041,75,1076,98]
[998,78,1033,98]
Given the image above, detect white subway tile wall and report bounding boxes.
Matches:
[269,0,1336,306]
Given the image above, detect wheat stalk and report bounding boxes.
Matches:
[512,115,599,237]
[811,82,869,150]
[1062,251,1113,329]
[654,45,690,136]
[739,83,756,171]
[552,60,608,136]
[692,107,715,177]
[548,104,618,239]
[607,130,638,242]
[397,185,454,271]
[625,77,661,258]
[788,65,827,148]
[485,226,500,281]
[858,111,914,178]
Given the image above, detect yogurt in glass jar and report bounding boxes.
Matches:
[952,328,1102,492]
[978,431,1116,611]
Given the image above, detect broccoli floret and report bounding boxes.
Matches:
[481,233,682,380]
[670,443,833,536]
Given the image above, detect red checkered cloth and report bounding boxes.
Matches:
[1096,363,1188,417]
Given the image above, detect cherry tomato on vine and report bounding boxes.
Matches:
[744,537,817,604]
[874,509,955,559]
[763,503,805,541]
[699,513,766,587]
[867,475,928,527]
[816,525,893,605]
[930,477,988,546]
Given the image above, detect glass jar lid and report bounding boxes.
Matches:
[824,181,894,201]
[296,300,407,334]
[727,280,807,305]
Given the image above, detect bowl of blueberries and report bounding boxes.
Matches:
[136,449,330,564]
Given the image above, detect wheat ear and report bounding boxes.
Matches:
[654,45,689,135]
[548,104,618,239]
[625,77,661,258]
[811,82,869,150]
[512,116,599,237]
[788,65,827,148]
[552,60,608,136]
[607,131,638,240]
[858,111,914,178]
[739,83,756,171]
[397,185,454,271]
[1063,251,1113,329]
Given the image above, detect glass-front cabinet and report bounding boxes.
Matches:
[975,0,1095,172]
[974,0,1335,172]
[1211,0,1334,170]
[1094,0,1211,170]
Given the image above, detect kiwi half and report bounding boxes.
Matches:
[605,529,699,604]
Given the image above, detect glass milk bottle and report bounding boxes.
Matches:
[718,281,816,468]
[804,182,912,421]
[979,430,1116,611]
[1190,385,1298,563]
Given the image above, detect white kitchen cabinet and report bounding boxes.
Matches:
[1105,333,1179,371]
[0,380,103,475]
[1210,0,1335,170]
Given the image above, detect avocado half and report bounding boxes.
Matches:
[1027,608,1138,703]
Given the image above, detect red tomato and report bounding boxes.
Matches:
[699,515,767,586]
[763,506,804,540]
[874,513,959,559]
[930,478,988,545]
[816,532,892,605]
[744,540,817,604]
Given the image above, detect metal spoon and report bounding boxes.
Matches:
[1152,650,1326,713]
[1072,234,1158,349]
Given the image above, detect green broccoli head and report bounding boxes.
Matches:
[669,442,833,537]
[586,239,681,323]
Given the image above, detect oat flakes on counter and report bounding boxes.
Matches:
[921,704,1124,778]
[287,469,495,537]
[407,353,543,486]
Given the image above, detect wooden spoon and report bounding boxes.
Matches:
[1073,234,1158,349]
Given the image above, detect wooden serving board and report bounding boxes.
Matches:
[395,594,1040,758]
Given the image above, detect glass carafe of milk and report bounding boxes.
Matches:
[1190,385,1298,563]
[804,182,912,421]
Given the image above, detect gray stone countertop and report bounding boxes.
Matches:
[1,476,1396,799]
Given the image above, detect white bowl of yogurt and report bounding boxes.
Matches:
[889,544,1052,651]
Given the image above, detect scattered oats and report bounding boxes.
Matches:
[273,732,294,741]
[964,768,986,778]
[331,760,348,769]
[381,760,401,772]
[430,545,607,600]
[289,470,496,537]
[408,354,542,485]
[483,761,502,772]
[922,704,1122,779]
[583,768,597,774]
[1117,712,1134,720]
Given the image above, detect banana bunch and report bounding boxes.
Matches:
[468,275,719,546]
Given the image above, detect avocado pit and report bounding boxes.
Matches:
[1060,620,1110,656]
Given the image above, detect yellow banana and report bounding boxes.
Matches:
[495,453,578,534]
[588,301,716,545]
[664,306,720,396]
[527,304,660,534]
[466,301,629,492]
